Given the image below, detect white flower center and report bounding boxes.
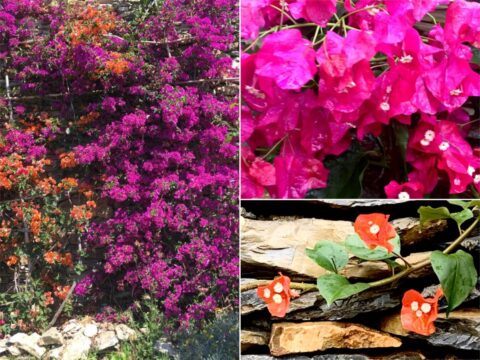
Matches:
[424,130,435,142]
[468,166,475,177]
[386,86,392,94]
[272,294,283,304]
[411,301,419,311]
[398,191,410,200]
[420,139,430,147]
[416,310,423,317]
[474,175,480,184]
[273,282,284,293]
[439,142,450,151]
[380,102,390,111]
[453,178,461,186]
[421,303,431,313]
[450,88,462,96]
[400,55,413,63]
[369,224,380,234]
[263,288,271,299]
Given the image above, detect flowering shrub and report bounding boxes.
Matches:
[1,0,238,331]
[241,0,480,199]
[256,202,479,337]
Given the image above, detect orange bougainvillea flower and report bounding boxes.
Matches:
[59,152,77,169]
[6,255,18,267]
[54,285,71,300]
[257,274,299,317]
[353,213,397,252]
[44,251,61,264]
[44,292,54,306]
[401,288,443,336]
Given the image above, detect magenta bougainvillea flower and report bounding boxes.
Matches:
[384,181,425,199]
[255,29,317,90]
[241,0,480,199]
[290,0,337,27]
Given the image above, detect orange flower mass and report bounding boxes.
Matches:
[401,288,443,336]
[257,274,298,317]
[353,213,397,252]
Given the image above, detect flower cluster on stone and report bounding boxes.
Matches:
[257,274,299,317]
[241,0,480,199]
[1,0,238,329]
[401,288,443,336]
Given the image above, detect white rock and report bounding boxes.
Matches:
[0,340,7,355]
[83,324,98,338]
[115,324,137,341]
[8,332,46,359]
[94,331,119,351]
[62,322,83,338]
[60,333,91,360]
[7,345,21,356]
[39,327,64,346]
[46,346,64,360]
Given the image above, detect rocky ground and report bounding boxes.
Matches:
[0,317,176,360]
[240,201,480,359]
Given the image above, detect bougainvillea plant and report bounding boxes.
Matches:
[241,0,480,199]
[257,273,299,317]
[1,0,238,332]
[253,202,478,336]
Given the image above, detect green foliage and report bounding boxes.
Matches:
[174,311,239,360]
[306,241,349,273]
[307,146,368,198]
[418,205,474,228]
[430,250,477,315]
[316,274,370,306]
[345,234,400,260]
[99,300,238,360]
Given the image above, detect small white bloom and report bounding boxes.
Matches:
[273,282,284,293]
[273,294,283,304]
[263,288,271,299]
[453,178,461,186]
[380,102,390,111]
[439,141,450,151]
[421,303,431,313]
[410,301,419,311]
[420,139,430,147]
[467,166,475,177]
[416,310,423,317]
[474,174,480,184]
[369,224,380,234]
[450,88,462,96]
[424,130,435,142]
[400,55,413,63]
[398,191,410,200]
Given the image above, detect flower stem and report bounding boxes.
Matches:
[240,215,480,294]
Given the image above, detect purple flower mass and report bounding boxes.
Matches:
[2,0,238,326]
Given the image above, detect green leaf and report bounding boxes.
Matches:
[450,208,474,227]
[345,234,400,260]
[447,200,470,209]
[306,241,349,273]
[316,273,370,306]
[306,145,368,198]
[467,200,480,207]
[430,250,477,315]
[418,206,451,225]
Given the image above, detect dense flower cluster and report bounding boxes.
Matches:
[241,0,480,199]
[1,0,238,329]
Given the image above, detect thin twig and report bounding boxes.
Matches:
[47,281,77,329]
